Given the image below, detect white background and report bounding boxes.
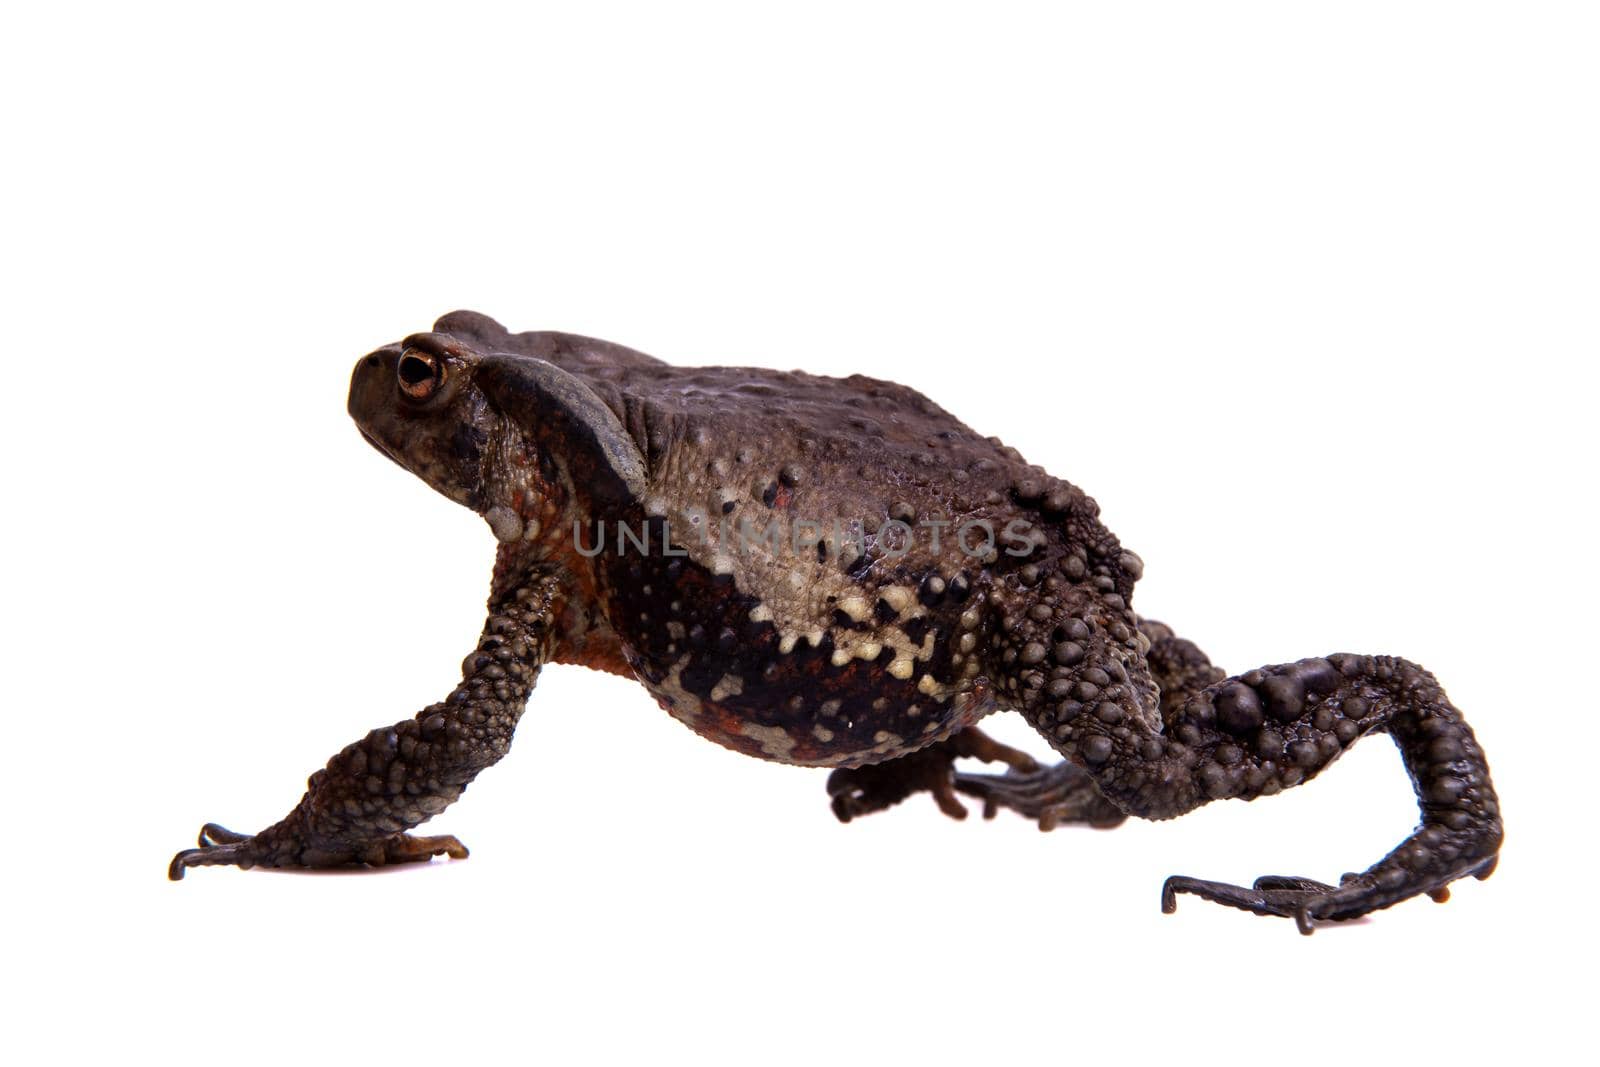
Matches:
[4,3,1595,1064]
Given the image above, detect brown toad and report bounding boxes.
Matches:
[169,311,1502,933]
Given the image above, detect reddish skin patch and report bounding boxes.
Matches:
[555,635,635,678]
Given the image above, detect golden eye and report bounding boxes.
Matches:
[397,348,443,400]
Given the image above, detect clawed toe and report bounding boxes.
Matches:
[383,833,469,863]
[170,822,261,879]
[1161,874,1338,934]
[198,822,250,847]
[169,842,253,881]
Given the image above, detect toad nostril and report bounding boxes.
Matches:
[365,354,381,368]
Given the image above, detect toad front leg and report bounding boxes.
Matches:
[998,599,1503,933]
[169,573,560,879]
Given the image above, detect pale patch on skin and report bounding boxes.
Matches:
[740,722,797,760]
[817,730,905,766]
[836,595,871,622]
[643,654,705,726]
[878,586,914,614]
[709,673,745,702]
[654,503,945,675]
[486,506,524,543]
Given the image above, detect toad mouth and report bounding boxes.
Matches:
[357,426,406,471]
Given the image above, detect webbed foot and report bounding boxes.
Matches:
[168,820,469,880]
[953,760,1128,830]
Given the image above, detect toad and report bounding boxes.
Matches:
[169,311,1503,933]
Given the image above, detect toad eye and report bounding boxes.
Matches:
[397,348,443,400]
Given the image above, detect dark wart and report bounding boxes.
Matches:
[169,311,1502,934]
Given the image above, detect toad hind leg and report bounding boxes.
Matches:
[1006,606,1503,932]
[825,617,1228,832]
[927,614,1226,832]
[168,572,558,879]
[1136,617,1227,721]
